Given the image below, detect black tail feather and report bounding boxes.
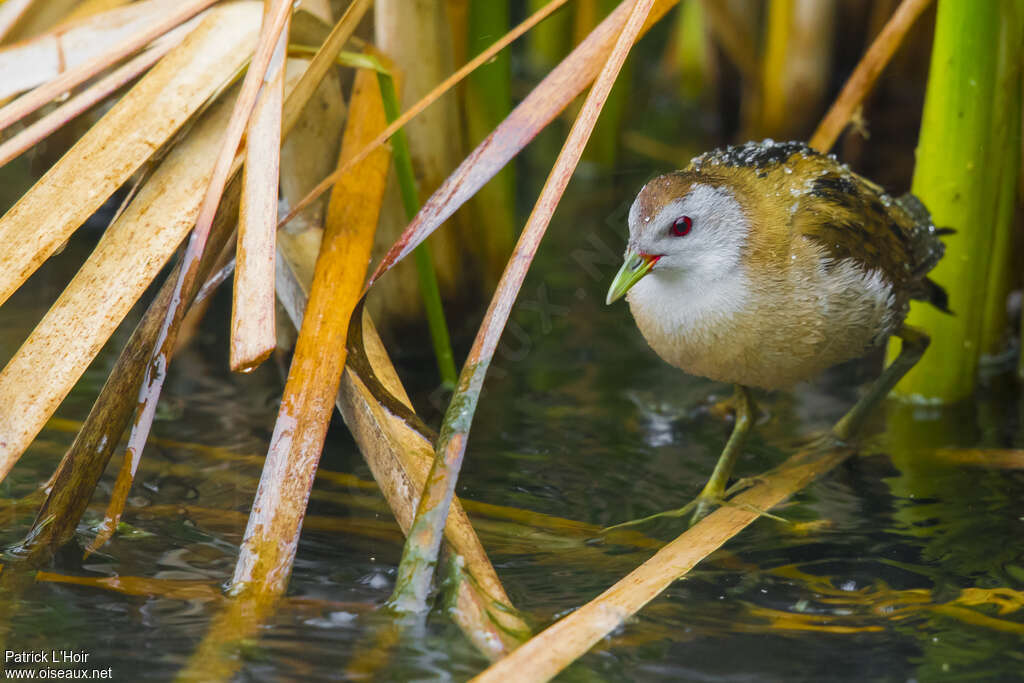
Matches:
[922,276,952,315]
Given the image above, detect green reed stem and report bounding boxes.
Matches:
[376,72,458,388]
[890,0,1014,402]
[285,46,459,387]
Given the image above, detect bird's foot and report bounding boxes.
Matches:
[602,498,703,533]
[602,488,787,534]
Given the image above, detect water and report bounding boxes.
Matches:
[2,164,1022,681]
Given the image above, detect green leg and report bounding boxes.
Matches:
[831,325,930,443]
[690,384,754,521]
[604,384,755,532]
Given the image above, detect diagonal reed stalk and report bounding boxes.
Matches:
[366,0,678,284]
[386,0,658,615]
[277,0,577,229]
[472,440,856,681]
[0,31,184,167]
[809,0,934,152]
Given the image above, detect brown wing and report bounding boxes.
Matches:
[687,140,948,311]
[794,167,918,291]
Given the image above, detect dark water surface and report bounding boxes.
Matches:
[3,23,1024,683]
[2,167,1023,682]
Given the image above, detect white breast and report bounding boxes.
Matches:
[624,252,898,389]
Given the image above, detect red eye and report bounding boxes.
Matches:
[671,215,692,236]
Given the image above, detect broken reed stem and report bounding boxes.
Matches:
[473,441,856,682]
[277,0,574,229]
[230,63,390,597]
[376,71,459,388]
[0,0,217,131]
[809,0,933,153]
[230,10,289,372]
[118,0,292,490]
[24,179,242,566]
[387,0,658,615]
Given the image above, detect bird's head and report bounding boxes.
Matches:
[606,172,750,305]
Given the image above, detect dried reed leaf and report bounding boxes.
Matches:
[22,175,245,567]
[0,0,78,46]
[0,2,265,483]
[116,0,292,515]
[473,442,856,682]
[389,0,658,616]
[0,0,218,129]
[57,0,134,26]
[0,0,196,101]
[21,21,347,565]
[0,0,34,44]
[230,12,289,372]
[0,36,182,167]
[231,63,390,597]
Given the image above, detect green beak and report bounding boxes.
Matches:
[606,249,660,305]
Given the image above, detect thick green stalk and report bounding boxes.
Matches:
[377,73,458,388]
[889,0,1006,402]
[980,3,1023,357]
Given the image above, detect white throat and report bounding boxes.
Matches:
[626,265,750,342]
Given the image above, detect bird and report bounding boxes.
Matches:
[605,139,950,526]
